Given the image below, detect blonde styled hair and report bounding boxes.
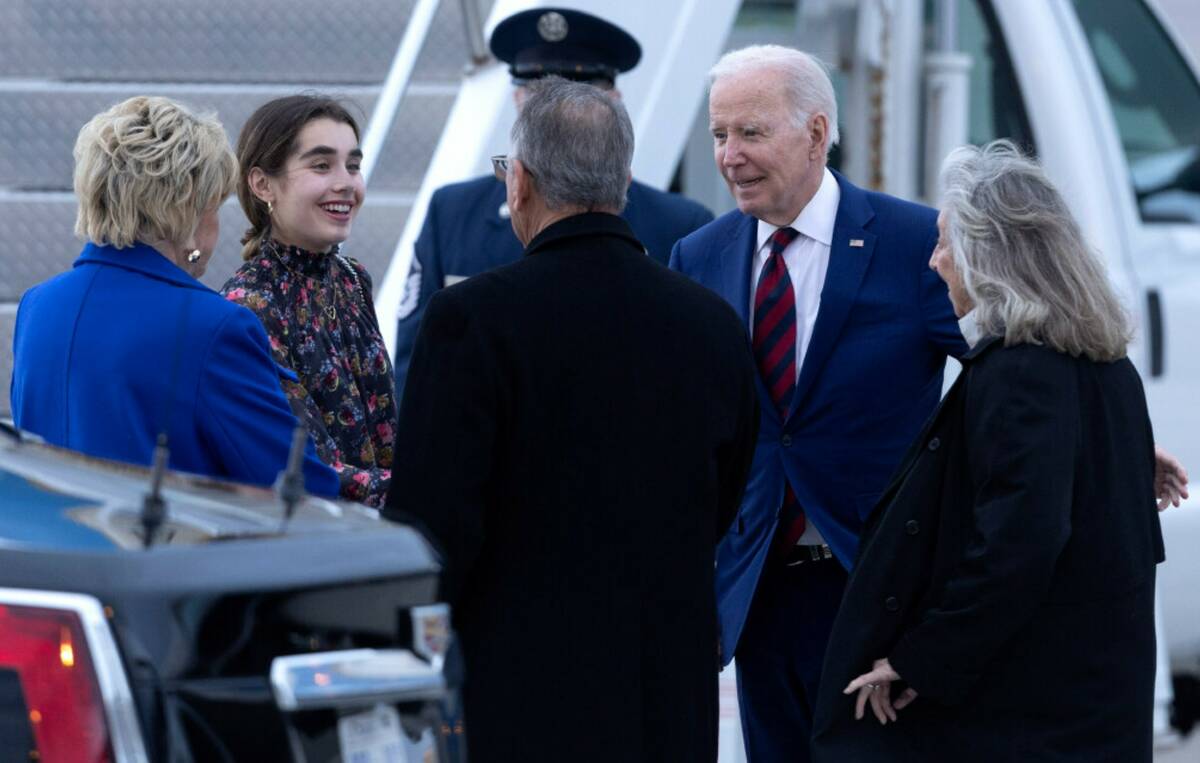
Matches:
[73,96,237,249]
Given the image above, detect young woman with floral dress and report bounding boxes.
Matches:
[223,95,394,505]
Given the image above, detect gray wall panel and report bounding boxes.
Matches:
[0,0,475,84]
[0,88,453,193]
[0,309,13,418]
[0,197,80,302]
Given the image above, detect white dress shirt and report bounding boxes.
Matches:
[749,167,841,384]
[958,310,981,348]
[749,169,841,547]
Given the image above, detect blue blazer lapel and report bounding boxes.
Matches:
[717,214,781,416]
[718,213,757,328]
[789,173,877,420]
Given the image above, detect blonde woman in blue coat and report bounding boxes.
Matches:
[10,96,337,496]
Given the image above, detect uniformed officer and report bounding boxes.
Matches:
[393,7,715,399]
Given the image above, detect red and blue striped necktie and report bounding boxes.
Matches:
[754,226,800,415]
[753,226,807,547]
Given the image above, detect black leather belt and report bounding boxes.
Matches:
[783,543,834,567]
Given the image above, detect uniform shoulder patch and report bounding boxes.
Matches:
[396,259,422,321]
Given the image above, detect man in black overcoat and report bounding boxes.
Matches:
[384,77,760,762]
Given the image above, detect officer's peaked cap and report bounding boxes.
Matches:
[489,8,641,84]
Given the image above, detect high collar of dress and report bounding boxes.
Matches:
[263,237,340,277]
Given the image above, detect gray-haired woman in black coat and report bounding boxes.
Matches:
[811,141,1168,762]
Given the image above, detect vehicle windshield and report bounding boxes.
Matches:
[1072,0,1200,223]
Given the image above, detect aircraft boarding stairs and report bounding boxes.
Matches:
[0,0,490,416]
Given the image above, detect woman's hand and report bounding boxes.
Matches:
[844,658,918,724]
[1155,446,1189,511]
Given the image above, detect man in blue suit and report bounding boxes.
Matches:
[394,8,713,398]
[669,45,967,761]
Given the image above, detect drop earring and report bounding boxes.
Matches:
[187,249,202,263]
[267,201,274,216]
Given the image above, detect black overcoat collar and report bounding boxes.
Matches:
[523,212,645,256]
[961,333,1003,362]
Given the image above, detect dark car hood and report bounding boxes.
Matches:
[0,425,387,552]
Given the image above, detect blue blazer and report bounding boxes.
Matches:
[393,175,714,399]
[10,242,339,497]
[669,172,967,664]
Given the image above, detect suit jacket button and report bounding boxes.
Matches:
[906,520,920,536]
[927,437,940,451]
[781,434,792,447]
[885,596,900,612]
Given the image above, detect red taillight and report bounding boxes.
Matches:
[0,603,112,762]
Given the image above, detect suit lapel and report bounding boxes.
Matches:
[788,174,877,421]
[717,213,757,328]
[718,214,778,415]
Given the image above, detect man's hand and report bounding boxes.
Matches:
[1155,446,1190,511]
[844,657,918,725]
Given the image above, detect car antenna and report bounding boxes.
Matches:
[275,425,308,527]
[141,434,169,548]
[140,290,193,548]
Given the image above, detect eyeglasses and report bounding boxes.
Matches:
[491,155,536,182]
[491,155,511,181]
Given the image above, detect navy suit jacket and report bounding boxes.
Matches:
[393,175,713,398]
[10,242,339,496]
[669,171,967,664]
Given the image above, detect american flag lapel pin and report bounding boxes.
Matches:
[849,238,865,248]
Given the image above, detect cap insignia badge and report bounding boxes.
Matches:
[537,11,569,42]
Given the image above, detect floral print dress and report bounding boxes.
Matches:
[223,238,395,505]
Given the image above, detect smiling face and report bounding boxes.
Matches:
[709,66,827,226]
[259,118,364,252]
[930,210,974,318]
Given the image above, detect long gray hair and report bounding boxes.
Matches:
[940,140,1131,361]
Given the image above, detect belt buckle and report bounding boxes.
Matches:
[785,544,832,567]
